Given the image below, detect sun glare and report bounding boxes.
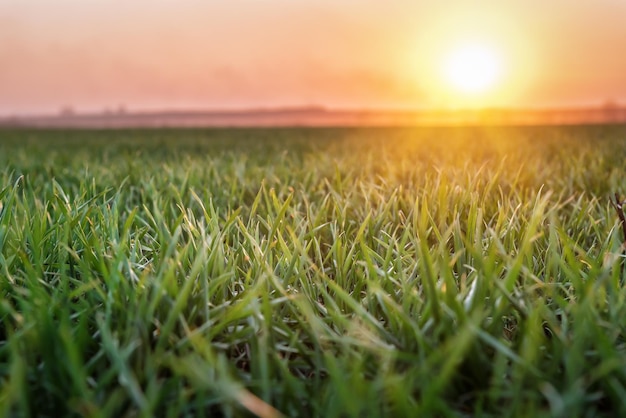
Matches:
[443,43,502,94]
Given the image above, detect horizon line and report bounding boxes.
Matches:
[2,100,626,119]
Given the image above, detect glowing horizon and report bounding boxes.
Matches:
[1,0,626,115]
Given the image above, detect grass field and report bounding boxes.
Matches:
[1,125,626,417]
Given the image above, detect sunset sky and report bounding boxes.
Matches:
[2,0,626,115]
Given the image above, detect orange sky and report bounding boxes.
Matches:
[1,0,626,114]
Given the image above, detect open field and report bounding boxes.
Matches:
[1,125,626,417]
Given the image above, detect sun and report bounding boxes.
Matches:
[443,42,502,94]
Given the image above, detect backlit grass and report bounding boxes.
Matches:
[1,126,626,417]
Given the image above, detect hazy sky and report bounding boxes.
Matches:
[2,0,626,114]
